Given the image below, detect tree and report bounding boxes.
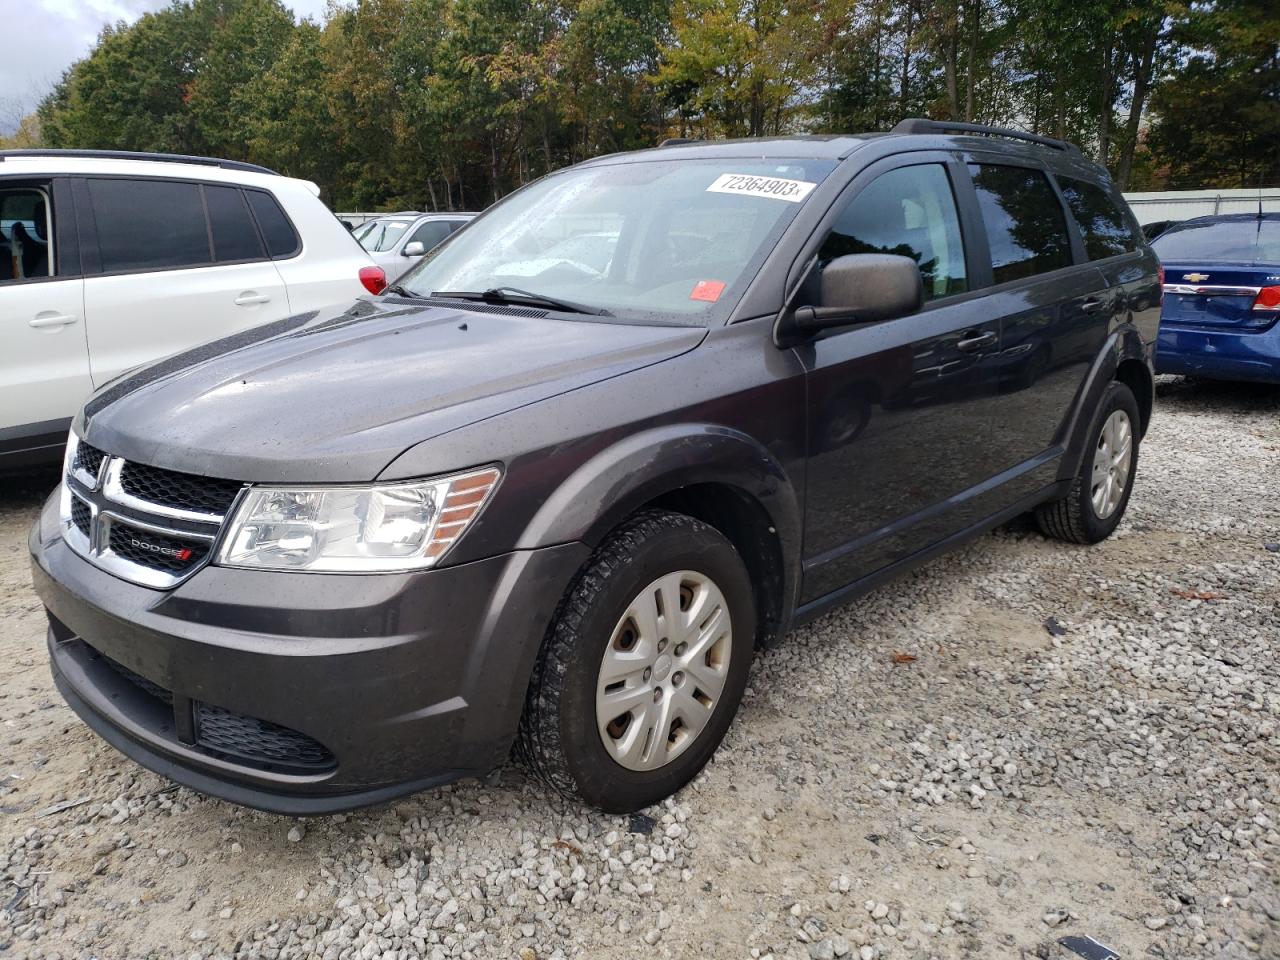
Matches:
[1144,0,1280,189]
[656,0,823,138]
[243,21,345,197]
[30,0,1276,207]
[187,0,296,158]
[0,114,42,149]
[39,10,201,152]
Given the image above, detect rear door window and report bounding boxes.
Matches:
[1059,178,1137,260]
[245,190,301,258]
[819,163,968,301]
[88,178,211,273]
[205,185,265,263]
[967,164,1073,283]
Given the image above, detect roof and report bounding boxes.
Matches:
[584,134,874,166]
[579,120,1103,180]
[0,149,308,194]
[0,149,276,175]
[366,211,479,220]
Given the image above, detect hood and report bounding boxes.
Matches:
[81,299,705,482]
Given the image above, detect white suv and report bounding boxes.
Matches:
[1,149,385,468]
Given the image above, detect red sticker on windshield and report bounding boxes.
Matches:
[690,280,726,302]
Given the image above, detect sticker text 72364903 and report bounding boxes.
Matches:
[706,173,817,204]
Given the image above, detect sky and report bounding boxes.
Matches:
[2,0,335,132]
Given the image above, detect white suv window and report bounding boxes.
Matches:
[88,178,212,272]
[0,187,54,283]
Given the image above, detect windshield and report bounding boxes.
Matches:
[1152,218,1280,264]
[398,158,837,324]
[358,219,414,253]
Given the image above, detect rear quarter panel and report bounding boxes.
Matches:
[270,179,371,312]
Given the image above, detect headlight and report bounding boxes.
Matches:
[58,430,80,523]
[215,467,500,572]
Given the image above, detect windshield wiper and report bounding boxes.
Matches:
[431,286,612,317]
[383,283,418,298]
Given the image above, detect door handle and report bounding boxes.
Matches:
[28,313,79,329]
[956,330,997,353]
[1079,297,1108,312]
[235,292,271,306]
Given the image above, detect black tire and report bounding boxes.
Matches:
[515,509,756,812]
[1036,380,1141,544]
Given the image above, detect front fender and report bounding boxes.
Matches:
[516,423,801,556]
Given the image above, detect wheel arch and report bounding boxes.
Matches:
[514,424,802,645]
[1114,356,1153,436]
[1059,325,1153,481]
[641,483,789,647]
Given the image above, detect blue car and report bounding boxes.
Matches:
[1152,213,1280,383]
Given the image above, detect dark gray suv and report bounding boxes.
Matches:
[29,121,1161,814]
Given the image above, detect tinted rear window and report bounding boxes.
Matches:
[1060,178,1137,260]
[89,178,211,272]
[246,190,300,258]
[205,185,264,263]
[1152,219,1280,264]
[968,164,1073,283]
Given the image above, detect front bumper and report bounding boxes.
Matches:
[30,491,589,814]
[1155,324,1280,383]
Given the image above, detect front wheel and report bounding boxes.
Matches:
[516,510,756,812]
[1036,380,1141,544]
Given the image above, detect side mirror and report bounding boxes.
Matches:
[403,241,426,257]
[792,253,924,333]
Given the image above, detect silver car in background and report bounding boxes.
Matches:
[356,212,476,279]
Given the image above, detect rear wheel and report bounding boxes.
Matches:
[1036,380,1140,544]
[516,510,755,812]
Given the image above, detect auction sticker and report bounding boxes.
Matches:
[706,173,816,203]
[690,280,726,302]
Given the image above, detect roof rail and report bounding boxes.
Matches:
[659,137,701,147]
[0,148,279,175]
[890,119,1081,157]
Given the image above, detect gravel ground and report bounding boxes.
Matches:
[1,376,1277,960]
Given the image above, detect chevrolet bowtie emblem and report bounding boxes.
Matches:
[1182,272,1210,282]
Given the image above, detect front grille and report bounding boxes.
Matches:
[108,523,209,573]
[97,648,335,773]
[119,462,243,515]
[73,442,105,478]
[196,704,336,771]
[70,496,91,537]
[63,446,240,588]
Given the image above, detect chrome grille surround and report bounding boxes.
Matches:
[59,433,245,589]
